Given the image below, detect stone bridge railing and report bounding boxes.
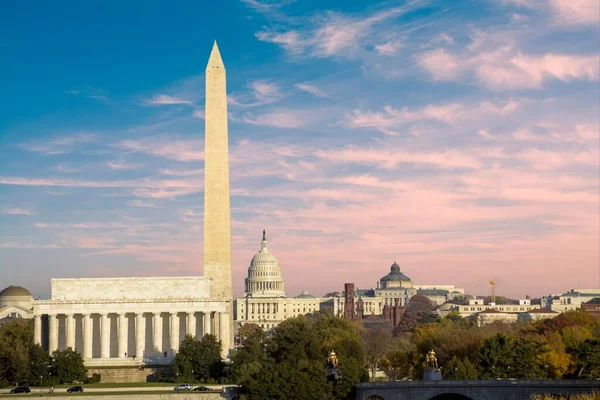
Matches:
[356,379,600,400]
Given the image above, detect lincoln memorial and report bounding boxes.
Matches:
[33,276,230,365]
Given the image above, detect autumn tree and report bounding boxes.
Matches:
[381,338,413,381]
[362,327,392,382]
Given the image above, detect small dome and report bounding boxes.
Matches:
[295,290,315,299]
[381,262,411,282]
[0,286,32,298]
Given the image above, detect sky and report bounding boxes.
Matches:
[1,0,599,300]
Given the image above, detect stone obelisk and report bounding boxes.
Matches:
[204,42,232,356]
[204,42,233,300]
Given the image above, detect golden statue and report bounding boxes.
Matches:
[328,350,339,369]
[425,349,438,369]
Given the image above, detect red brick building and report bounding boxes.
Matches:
[582,298,600,316]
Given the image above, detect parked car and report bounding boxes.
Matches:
[10,386,31,394]
[67,385,84,393]
[193,386,211,391]
[174,383,192,391]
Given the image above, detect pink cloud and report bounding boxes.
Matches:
[549,0,600,25]
[418,39,599,90]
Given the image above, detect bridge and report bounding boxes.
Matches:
[356,380,600,400]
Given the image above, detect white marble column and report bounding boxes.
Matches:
[214,312,220,340]
[118,313,128,358]
[170,312,180,352]
[48,314,58,354]
[219,312,230,359]
[153,312,162,354]
[83,314,92,359]
[34,315,42,345]
[66,314,75,350]
[100,313,110,358]
[203,312,211,336]
[135,313,145,358]
[187,312,196,338]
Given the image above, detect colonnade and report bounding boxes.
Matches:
[34,311,228,359]
[245,281,283,292]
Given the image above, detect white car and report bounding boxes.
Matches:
[174,383,192,391]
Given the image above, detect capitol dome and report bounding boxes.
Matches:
[244,231,285,298]
[0,285,34,312]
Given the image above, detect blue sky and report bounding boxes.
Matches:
[1,0,599,299]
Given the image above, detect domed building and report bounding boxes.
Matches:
[378,262,413,290]
[234,232,325,333]
[244,230,285,298]
[0,285,34,321]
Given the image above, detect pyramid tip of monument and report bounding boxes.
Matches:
[207,41,225,69]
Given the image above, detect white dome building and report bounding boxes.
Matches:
[244,231,285,298]
[233,232,325,333]
[0,285,34,321]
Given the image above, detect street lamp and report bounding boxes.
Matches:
[40,375,42,396]
[191,369,194,384]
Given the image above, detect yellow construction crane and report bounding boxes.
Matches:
[489,279,499,304]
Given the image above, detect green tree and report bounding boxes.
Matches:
[574,339,600,379]
[512,336,548,379]
[50,348,87,384]
[230,325,268,387]
[313,314,367,399]
[0,319,33,385]
[478,333,516,379]
[173,334,224,383]
[27,344,50,385]
[240,317,331,400]
[172,335,201,382]
[444,355,479,380]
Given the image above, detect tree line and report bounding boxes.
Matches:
[0,319,87,388]
[1,294,598,398]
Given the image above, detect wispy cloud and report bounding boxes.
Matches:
[500,0,599,25]
[256,3,420,58]
[18,133,96,155]
[550,0,600,25]
[315,147,482,169]
[229,80,283,107]
[55,164,79,173]
[294,83,329,97]
[1,208,36,216]
[241,110,305,128]
[375,39,403,55]
[346,99,520,135]
[127,200,162,208]
[116,136,203,161]
[65,87,110,103]
[107,160,142,170]
[417,44,600,90]
[0,176,201,199]
[144,94,193,106]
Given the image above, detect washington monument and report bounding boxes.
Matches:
[204,41,233,303]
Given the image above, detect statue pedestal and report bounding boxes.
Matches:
[424,368,442,381]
